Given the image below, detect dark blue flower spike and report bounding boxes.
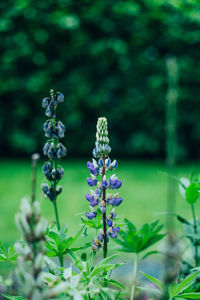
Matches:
[41,89,66,230]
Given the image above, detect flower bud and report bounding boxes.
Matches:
[42,97,49,108]
[56,185,62,196]
[93,117,111,157]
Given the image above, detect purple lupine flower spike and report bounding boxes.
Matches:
[85,117,123,253]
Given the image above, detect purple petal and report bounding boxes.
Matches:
[107,219,113,227]
[90,199,99,207]
[110,232,118,239]
[85,193,94,202]
[87,177,97,187]
[112,226,120,233]
[85,212,97,219]
[102,180,108,189]
[110,197,123,207]
[87,161,98,176]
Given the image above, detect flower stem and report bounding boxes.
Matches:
[53,200,61,231]
[191,203,198,266]
[130,253,138,300]
[53,200,63,267]
[102,157,107,259]
[31,154,39,204]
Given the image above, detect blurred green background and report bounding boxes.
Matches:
[0,0,200,159]
[0,0,200,275]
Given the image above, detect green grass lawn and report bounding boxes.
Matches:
[0,159,199,274]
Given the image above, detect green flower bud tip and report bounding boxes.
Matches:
[93,117,111,157]
[96,117,110,145]
[50,89,54,100]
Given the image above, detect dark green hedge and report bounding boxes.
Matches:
[0,0,200,159]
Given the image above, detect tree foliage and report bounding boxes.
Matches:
[1,0,200,158]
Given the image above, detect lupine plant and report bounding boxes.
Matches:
[82,117,122,258]
[13,154,67,300]
[3,90,200,300]
[41,89,66,231]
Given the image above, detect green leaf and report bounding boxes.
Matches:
[67,225,85,248]
[107,279,125,290]
[142,250,160,259]
[69,242,91,252]
[172,271,199,297]
[176,215,191,226]
[91,255,123,277]
[142,272,165,292]
[176,293,200,299]
[185,183,200,204]
[0,242,17,263]
[114,219,165,254]
[3,295,25,300]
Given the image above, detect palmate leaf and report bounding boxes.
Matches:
[91,255,124,277]
[170,271,199,297]
[0,242,17,263]
[46,225,86,257]
[143,271,200,299]
[114,219,165,254]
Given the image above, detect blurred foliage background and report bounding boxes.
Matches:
[0,0,200,159]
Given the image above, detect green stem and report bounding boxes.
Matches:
[50,90,63,267]
[53,200,61,231]
[130,253,138,300]
[31,159,37,204]
[191,203,198,266]
[53,200,64,267]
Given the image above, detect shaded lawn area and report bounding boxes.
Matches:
[0,159,199,274]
